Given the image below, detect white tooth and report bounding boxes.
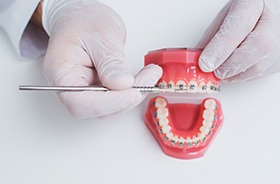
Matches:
[212,84,219,94]
[203,109,215,120]
[179,137,186,144]
[166,132,174,139]
[176,80,187,90]
[202,119,213,128]
[207,81,213,94]
[200,126,210,134]
[216,84,221,91]
[162,125,171,134]
[158,81,167,88]
[199,126,208,133]
[155,97,167,108]
[172,135,179,143]
[204,99,217,110]
[188,80,198,93]
[159,118,169,126]
[198,133,206,141]
[156,107,169,119]
[198,82,207,93]
[192,136,199,144]
[167,81,175,88]
[186,137,192,146]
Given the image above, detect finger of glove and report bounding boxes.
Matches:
[45,43,139,119]
[44,0,133,90]
[58,89,143,119]
[134,64,163,86]
[58,64,161,119]
[98,64,163,119]
[224,58,274,83]
[42,41,97,86]
[82,32,134,90]
[261,61,280,78]
[215,15,276,79]
[199,0,263,72]
[196,1,232,48]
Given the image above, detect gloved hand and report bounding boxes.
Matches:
[41,0,162,119]
[197,0,280,83]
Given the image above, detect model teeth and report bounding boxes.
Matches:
[203,109,215,120]
[179,137,186,146]
[207,81,213,94]
[176,80,187,90]
[153,97,218,148]
[204,99,217,110]
[198,82,207,93]
[156,107,169,119]
[188,81,198,93]
[171,135,179,144]
[166,132,174,140]
[202,119,212,128]
[162,125,172,134]
[168,81,175,88]
[209,85,219,93]
[186,137,192,146]
[192,136,199,145]
[159,81,167,88]
[200,125,210,134]
[158,80,220,94]
[159,118,169,126]
[155,97,167,108]
[198,133,206,141]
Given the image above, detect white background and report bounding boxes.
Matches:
[1,0,280,183]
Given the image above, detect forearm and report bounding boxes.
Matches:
[31,0,43,28]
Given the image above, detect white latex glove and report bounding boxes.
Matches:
[197,0,280,83]
[42,0,162,119]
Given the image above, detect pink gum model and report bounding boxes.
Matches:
[145,48,220,93]
[144,48,224,159]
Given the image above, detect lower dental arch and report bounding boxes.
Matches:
[153,97,219,148]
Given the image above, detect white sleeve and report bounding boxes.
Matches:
[0,0,49,59]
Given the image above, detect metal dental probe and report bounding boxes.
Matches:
[19,85,176,93]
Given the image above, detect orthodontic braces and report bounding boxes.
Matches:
[156,85,221,92]
[153,97,219,148]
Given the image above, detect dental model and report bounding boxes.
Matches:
[144,48,224,159]
[145,48,221,94]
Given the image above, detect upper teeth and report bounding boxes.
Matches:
[198,82,207,93]
[158,80,220,94]
[176,80,187,90]
[188,81,198,93]
[154,97,218,148]
[158,81,167,88]
[168,81,175,88]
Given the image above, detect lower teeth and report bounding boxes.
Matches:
[153,97,218,148]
